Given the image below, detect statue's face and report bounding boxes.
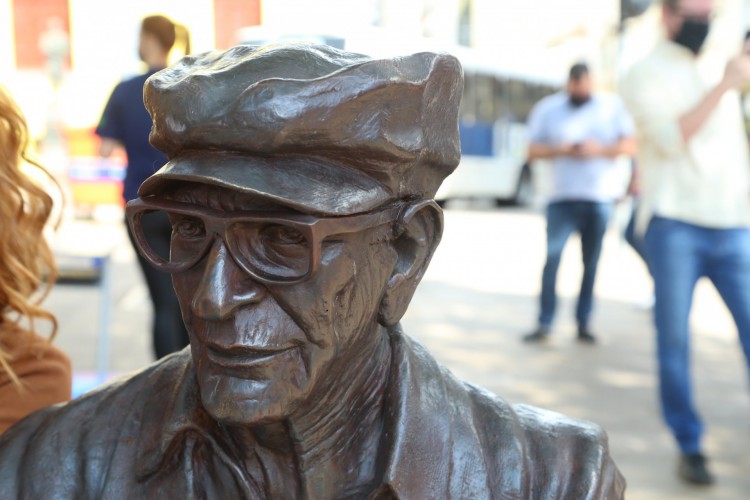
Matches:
[166,185,397,425]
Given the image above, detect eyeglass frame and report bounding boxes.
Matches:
[125,196,438,285]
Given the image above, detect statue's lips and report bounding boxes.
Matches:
[205,343,297,371]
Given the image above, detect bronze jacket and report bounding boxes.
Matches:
[0,328,624,499]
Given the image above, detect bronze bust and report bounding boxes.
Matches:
[0,44,624,499]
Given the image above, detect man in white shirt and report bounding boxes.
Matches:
[621,0,750,486]
[524,63,636,344]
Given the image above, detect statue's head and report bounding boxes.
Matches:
[126,43,463,425]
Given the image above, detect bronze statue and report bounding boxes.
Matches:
[0,44,625,499]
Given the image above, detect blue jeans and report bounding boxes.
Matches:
[539,201,613,329]
[646,216,750,454]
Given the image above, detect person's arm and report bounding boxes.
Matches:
[573,136,637,159]
[616,136,638,157]
[528,142,574,160]
[98,137,120,158]
[679,55,750,142]
[678,80,733,142]
[95,84,125,158]
[621,53,750,159]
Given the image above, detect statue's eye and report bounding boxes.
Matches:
[260,224,307,247]
[173,218,206,240]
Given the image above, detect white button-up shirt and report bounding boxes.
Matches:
[621,40,750,232]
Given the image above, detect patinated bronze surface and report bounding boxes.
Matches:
[0,44,625,499]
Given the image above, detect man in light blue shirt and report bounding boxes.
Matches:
[524,63,636,344]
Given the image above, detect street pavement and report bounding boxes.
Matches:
[46,201,749,499]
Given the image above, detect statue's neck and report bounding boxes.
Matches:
[290,329,392,498]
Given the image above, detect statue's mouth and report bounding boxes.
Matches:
[205,342,297,371]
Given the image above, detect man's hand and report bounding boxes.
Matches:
[98,138,119,158]
[571,141,602,158]
[529,140,634,160]
[722,54,750,90]
[528,142,576,159]
[678,53,750,142]
[571,140,615,158]
[569,137,637,159]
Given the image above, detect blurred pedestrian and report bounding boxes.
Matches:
[0,86,71,434]
[621,0,750,486]
[96,15,191,359]
[523,63,636,344]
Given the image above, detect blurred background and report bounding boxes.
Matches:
[2,0,749,225]
[2,0,748,219]
[3,1,750,498]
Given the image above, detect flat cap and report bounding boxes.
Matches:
[140,43,463,215]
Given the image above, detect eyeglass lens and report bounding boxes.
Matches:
[138,209,313,280]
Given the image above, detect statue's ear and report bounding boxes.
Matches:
[378,200,443,327]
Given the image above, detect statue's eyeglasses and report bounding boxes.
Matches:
[125,197,433,285]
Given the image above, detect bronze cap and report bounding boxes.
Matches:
[140,43,463,214]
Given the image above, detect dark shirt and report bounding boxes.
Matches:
[0,327,625,499]
[96,70,167,201]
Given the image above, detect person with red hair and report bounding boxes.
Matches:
[0,86,71,435]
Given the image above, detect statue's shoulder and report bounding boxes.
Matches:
[460,383,625,499]
[0,349,191,496]
[508,400,626,499]
[386,331,624,498]
[510,402,615,459]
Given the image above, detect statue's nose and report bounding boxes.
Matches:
[191,239,266,321]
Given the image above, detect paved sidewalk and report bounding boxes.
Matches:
[48,205,749,499]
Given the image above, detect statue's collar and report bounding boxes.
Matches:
[135,353,263,495]
[134,351,219,479]
[379,326,489,499]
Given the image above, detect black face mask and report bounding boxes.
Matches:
[569,94,591,107]
[674,19,710,55]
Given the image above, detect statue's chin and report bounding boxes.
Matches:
[197,374,299,426]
